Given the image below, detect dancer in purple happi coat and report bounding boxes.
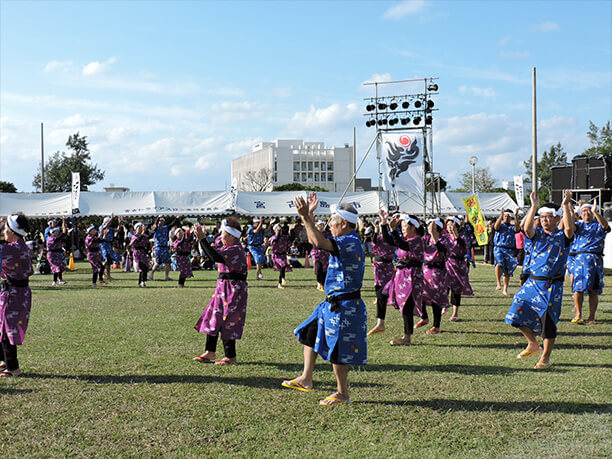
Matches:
[85,224,106,287]
[46,216,68,286]
[444,216,474,322]
[269,223,292,289]
[172,227,194,288]
[417,218,450,335]
[0,214,34,377]
[366,216,399,337]
[130,223,151,288]
[193,217,248,365]
[310,220,330,291]
[372,211,424,346]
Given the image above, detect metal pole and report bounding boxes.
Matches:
[352,127,356,192]
[472,163,475,194]
[41,122,45,193]
[532,67,538,196]
[337,132,379,206]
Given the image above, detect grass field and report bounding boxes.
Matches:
[1,259,610,457]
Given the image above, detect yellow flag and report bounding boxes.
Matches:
[462,195,488,246]
[68,253,75,271]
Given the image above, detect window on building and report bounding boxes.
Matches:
[308,173,313,180]
[301,162,306,170]
[294,173,300,182]
[327,162,333,171]
[274,162,277,171]
[308,162,313,171]
[274,173,277,182]
[321,163,327,172]
[314,173,319,181]
[328,173,334,182]
[314,162,320,170]
[301,173,307,182]
[293,162,300,171]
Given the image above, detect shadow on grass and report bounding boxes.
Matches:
[0,387,33,395]
[22,372,382,389]
[433,343,611,350]
[360,398,612,414]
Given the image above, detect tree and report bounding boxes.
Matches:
[523,142,568,201]
[456,166,497,193]
[240,168,274,192]
[273,183,327,192]
[32,132,105,192]
[0,181,17,193]
[582,120,612,157]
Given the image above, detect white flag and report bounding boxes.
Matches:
[71,172,81,213]
[381,133,424,195]
[513,175,524,208]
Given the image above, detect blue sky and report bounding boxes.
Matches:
[1,0,610,192]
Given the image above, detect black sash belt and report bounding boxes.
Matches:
[450,255,465,261]
[575,251,603,257]
[495,245,514,250]
[425,261,445,270]
[273,252,286,256]
[218,272,247,281]
[87,248,100,252]
[374,256,394,263]
[397,260,423,269]
[327,290,361,313]
[1,278,29,290]
[177,251,190,256]
[529,274,565,284]
[134,247,147,251]
[48,249,63,253]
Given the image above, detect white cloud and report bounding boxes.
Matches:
[171,165,183,176]
[43,60,73,73]
[225,137,263,155]
[533,21,561,32]
[287,103,359,131]
[499,51,530,59]
[207,87,246,97]
[272,87,292,98]
[383,0,428,20]
[56,114,100,128]
[195,153,219,171]
[82,57,117,76]
[499,35,512,46]
[361,73,393,85]
[459,86,497,98]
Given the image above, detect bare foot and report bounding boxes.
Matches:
[496,285,502,290]
[502,290,509,296]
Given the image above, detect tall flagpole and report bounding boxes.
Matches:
[41,122,45,193]
[532,67,537,196]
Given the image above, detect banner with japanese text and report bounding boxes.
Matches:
[462,194,488,246]
[513,175,524,208]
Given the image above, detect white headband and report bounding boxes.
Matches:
[427,218,444,229]
[579,203,598,212]
[399,214,420,228]
[134,222,144,230]
[87,225,96,233]
[330,204,359,224]
[503,210,514,216]
[7,215,26,236]
[222,220,242,239]
[316,220,326,226]
[273,223,281,231]
[447,216,462,226]
[538,207,563,217]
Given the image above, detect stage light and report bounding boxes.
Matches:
[378,103,387,110]
[365,120,372,127]
[425,116,433,125]
[366,104,375,111]
[389,102,398,110]
[414,100,422,108]
[402,101,410,109]
[427,100,435,109]
[377,118,388,126]
[428,84,439,91]
[389,118,399,126]
[413,116,422,125]
[401,117,410,125]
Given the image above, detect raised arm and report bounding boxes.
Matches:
[562,190,575,239]
[592,198,610,232]
[295,193,334,253]
[523,192,539,239]
[513,208,521,233]
[494,208,504,231]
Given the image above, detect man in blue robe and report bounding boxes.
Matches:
[494,208,520,295]
[282,193,366,405]
[246,218,266,280]
[570,200,609,325]
[505,190,574,370]
[149,216,180,281]
[99,215,122,280]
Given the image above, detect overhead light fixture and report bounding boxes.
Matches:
[428,84,439,91]
[378,102,387,110]
[402,101,410,109]
[366,104,375,111]
[389,118,399,126]
[389,102,398,110]
[414,100,422,108]
[413,116,422,125]
[427,100,435,109]
[401,117,410,125]
[425,116,433,125]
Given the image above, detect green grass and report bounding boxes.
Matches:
[1,260,611,457]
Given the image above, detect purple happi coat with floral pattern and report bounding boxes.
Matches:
[173,236,193,279]
[85,234,104,274]
[46,233,65,274]
[195,243,248,340]
[383,235,424,314]
[372,233,396,287]
[1,238,34,345]
[269,233,292,272]
[444,234,473,296]
[130,233,150,272]
[422,234,450,308]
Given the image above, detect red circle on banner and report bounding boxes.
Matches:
[399,135,411,146]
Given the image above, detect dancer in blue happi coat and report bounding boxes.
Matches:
[99,214,122,281]
[282,193,366,405]
[494,207,520,295]
[570,199,610,325]
[149,216,181,281]
[246,217,266,280]
[505,190,574,370]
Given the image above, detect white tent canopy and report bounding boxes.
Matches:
[397,191,519,218]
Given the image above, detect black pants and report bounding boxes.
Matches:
[53,272,63,282]
[138,269,149,284]
[178,276,186,286]
[402,296,415,335]
[205,334,236,359]
[375,284,389,320]
[279,266,286,283]
[450,292,461,307]
[297,320,340,364]
[315,261,326,285]
[0,333,18,371]
[421,303,442,328]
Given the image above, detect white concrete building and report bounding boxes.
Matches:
[231,139,355,192]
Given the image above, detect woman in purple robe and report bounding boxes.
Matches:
[366,216,400,337]
[375,211,424,345]
[172,228,194,288]
[46,217,67,286]
[310,220,330,291]
[269,223,291,289]
[85,224,105,287]
[193,218,248,365]
[417,218,449,335]
[0,214,33,377]
[444,216,474,322]
[130,223,151,288]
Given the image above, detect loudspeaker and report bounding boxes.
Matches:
[551,165,572,190]
[571,154,612,190]
[573,156,588,189]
